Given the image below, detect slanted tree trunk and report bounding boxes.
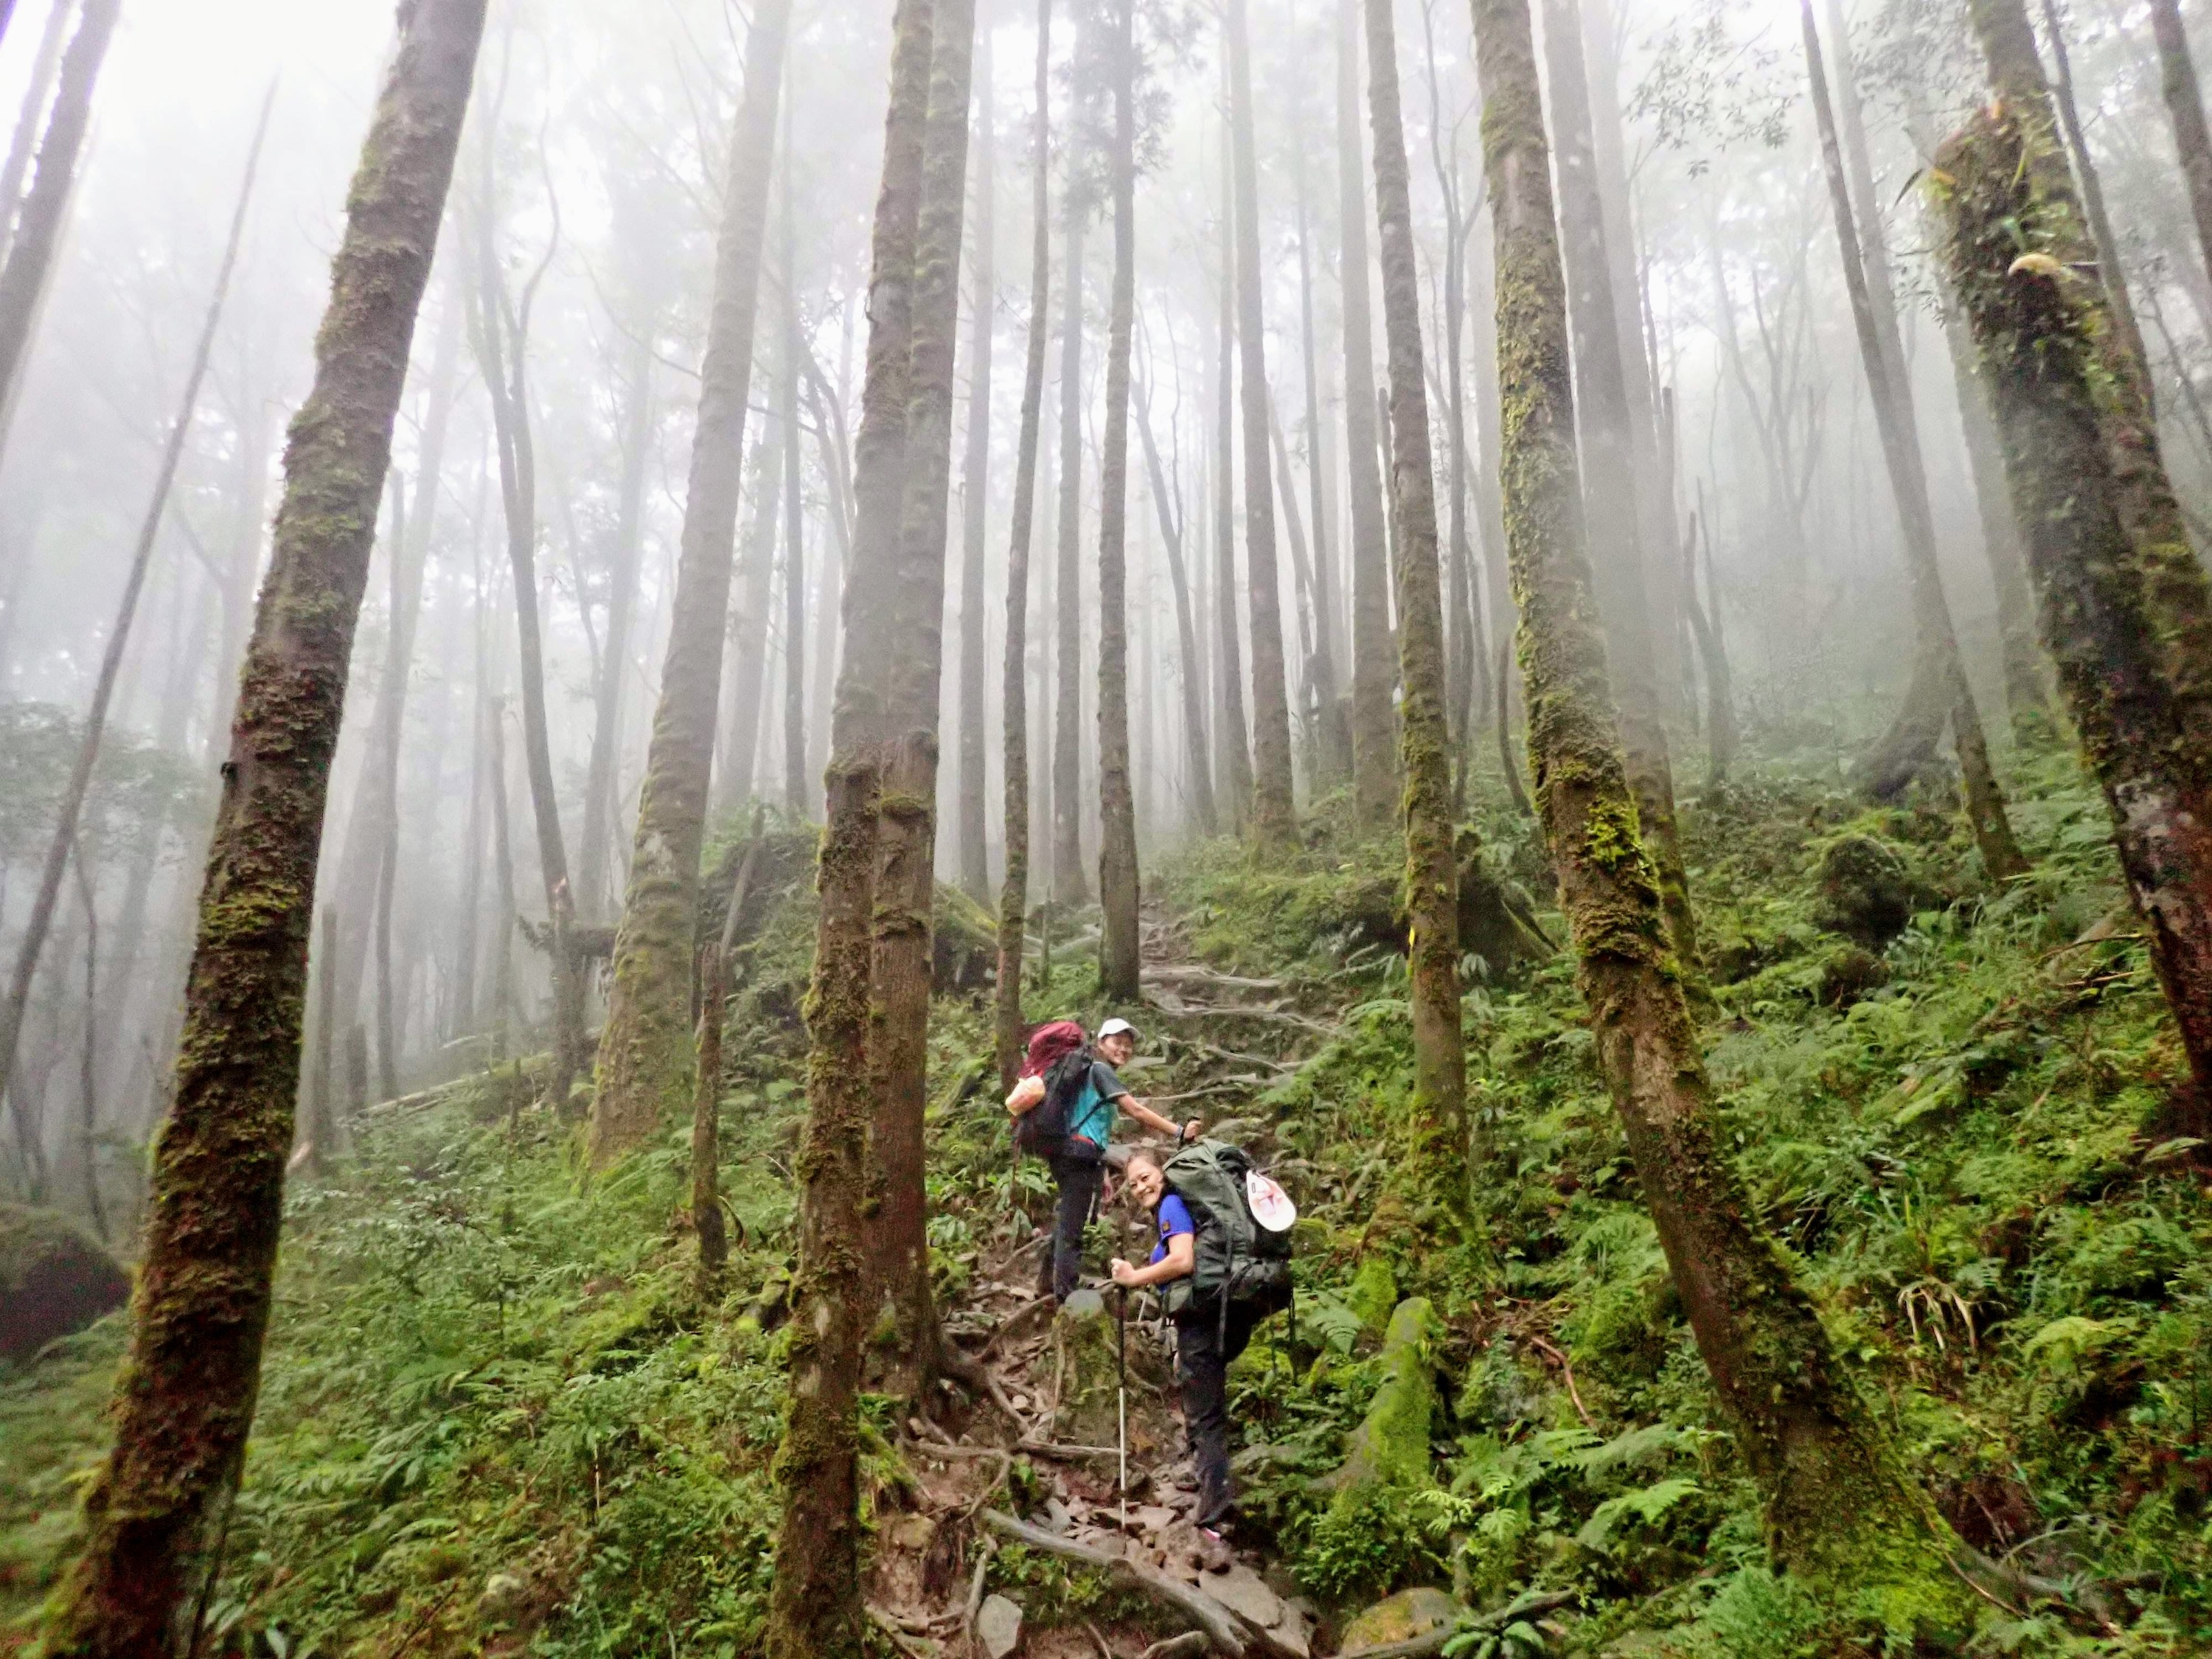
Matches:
[41,6,485,1647]
[0,0,114,459]
[764,759,881,1659]
[1338,0,1394,827]
[2153,0,2212,299]
[959,15,995,901]
[1473,0,1969,1607]
[995,0,1051,1089]
[1052,205,1088,905]
[1363,0,1465,1231]
[1211,113,1252,828]
[1137,382,1218,837]
[1803,1,2028,883]
[1096,0,1140,1001]
[1938,94,2212,1124]
[469,167,585,1113]
[1540,0,1710,1003]
[2034,0,2149,375]
[860,0,978,1386]
[0,92,265,1136]
[1225,0,1296,847]
[0,0,74,273]
[588,0,790,1165]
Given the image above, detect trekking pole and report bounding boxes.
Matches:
[1116,1284,1130,1534]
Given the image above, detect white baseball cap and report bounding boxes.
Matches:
[1096,1017,1138,1040]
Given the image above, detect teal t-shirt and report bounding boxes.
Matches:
[1065,1059,1127,1150]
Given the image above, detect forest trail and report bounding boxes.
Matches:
[867,905,1349,1659]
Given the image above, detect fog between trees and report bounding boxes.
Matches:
[9,0,2212,1648]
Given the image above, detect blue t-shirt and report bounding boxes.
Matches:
[1150,1194,1195,1265]
[1065,1059,1127,1150]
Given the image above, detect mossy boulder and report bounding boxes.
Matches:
[931,881,997,994]
[1816,944,1890,1009]
[1455,831,1554,980]
[1811,834,1919,949]
[0,1203,129,1363]
[1327,1297,1441,1500]
[1338,1585,1458,1650]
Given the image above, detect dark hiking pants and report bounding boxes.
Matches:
[1175,1301,1256,1531]
[1046,1148,1104,1302]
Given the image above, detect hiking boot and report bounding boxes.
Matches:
[1195,1527,1233,1573]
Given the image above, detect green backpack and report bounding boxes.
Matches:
[1161,1139,1294,1318]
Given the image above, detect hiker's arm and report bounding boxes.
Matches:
[1110,1232,1194,1289]
[1119,1094,1202,1142]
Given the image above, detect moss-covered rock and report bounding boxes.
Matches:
[1346,1257,1397,1338]
[0,1203,129,1363]
[1338,1585,1458,1649]
[932,881,997,995]
[1811,834,1919,949]
[1329,1297,1441,1498]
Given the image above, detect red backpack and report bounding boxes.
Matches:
[1014,1020,1092,1155]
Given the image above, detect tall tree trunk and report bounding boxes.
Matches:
[470,173,583,1113]
[577,327,655,922]
[860,0,978,1386]
[1680,510,1736,788]
[1803,1,2028,882]
[782,171,808,819]
[1137,383,1218,836]
[588,0,790,1165]
[0,0,73,270]
[1212,111,1252,827]
[372,472,406,1103]
[1338,0,1394,827]
[41,6,484,1647]
[1293,159,1352,787]
[1052,206,1088,902]
[724,408,784,807]
[1938,94,2212,1126]
[1267,385,1322,789]
[72,849,102,1238]
[2153,0,2212,300]
[959,13,995,900]
[1225,0,1297,847]
[1096,0,1140,1002]
[1540,0,1711,1001]
[0,93,265,1134]
[1363,0,1465,1229]
[1473,0,1968,1605]
[995,0,1052,1089]
[0,0,113,461]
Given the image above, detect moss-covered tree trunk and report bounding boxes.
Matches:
[765,759,881,1659]
[690,942,728,1292]
[42,4,486,1649]
[1363,0,1467,1233]
[995,0,1053,1089]
[958,17,995,902]
[1225,0,1297,848]
[1095,0,1140,1003]
[864,0,978,1382]
[1936,100,2212,1121]
[1472,0,1969,1612]
[1538,0,1708,1004]
[1801,0,2027,883]
[587,0,791,1166]
[1338,0,1396,829]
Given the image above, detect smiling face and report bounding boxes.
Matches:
[1098,1030,1135,1068]
[1125,1155,1164,1211]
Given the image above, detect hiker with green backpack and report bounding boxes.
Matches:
[1111,1140,1295,1567]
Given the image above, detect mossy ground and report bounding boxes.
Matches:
[3,743,2209,1656]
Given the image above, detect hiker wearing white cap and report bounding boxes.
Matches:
[1040,1018,1198,1302]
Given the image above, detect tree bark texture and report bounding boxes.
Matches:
[1938,100,2212,1121]
[2034,0,2149,375]
[1473,0,1966,1608]
[1095,0,1140,1002]
[1363,0,1466,1233]
[959,16,995,902]
[1539,0,1709,1003]
[690,943,728,1291]
[588,0,790,1165]
[996,0,1052,1090]
[1338,0,1396,828]
[42,5,485,1649]
[1225,0,1296,849]
[1053,207,1088,903]
[0,91,265,1147]
[1802,0,2028,883]
[0,0,114,453]
[764,760,880,1659]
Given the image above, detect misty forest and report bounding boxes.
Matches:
[12,0,2212,1652]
